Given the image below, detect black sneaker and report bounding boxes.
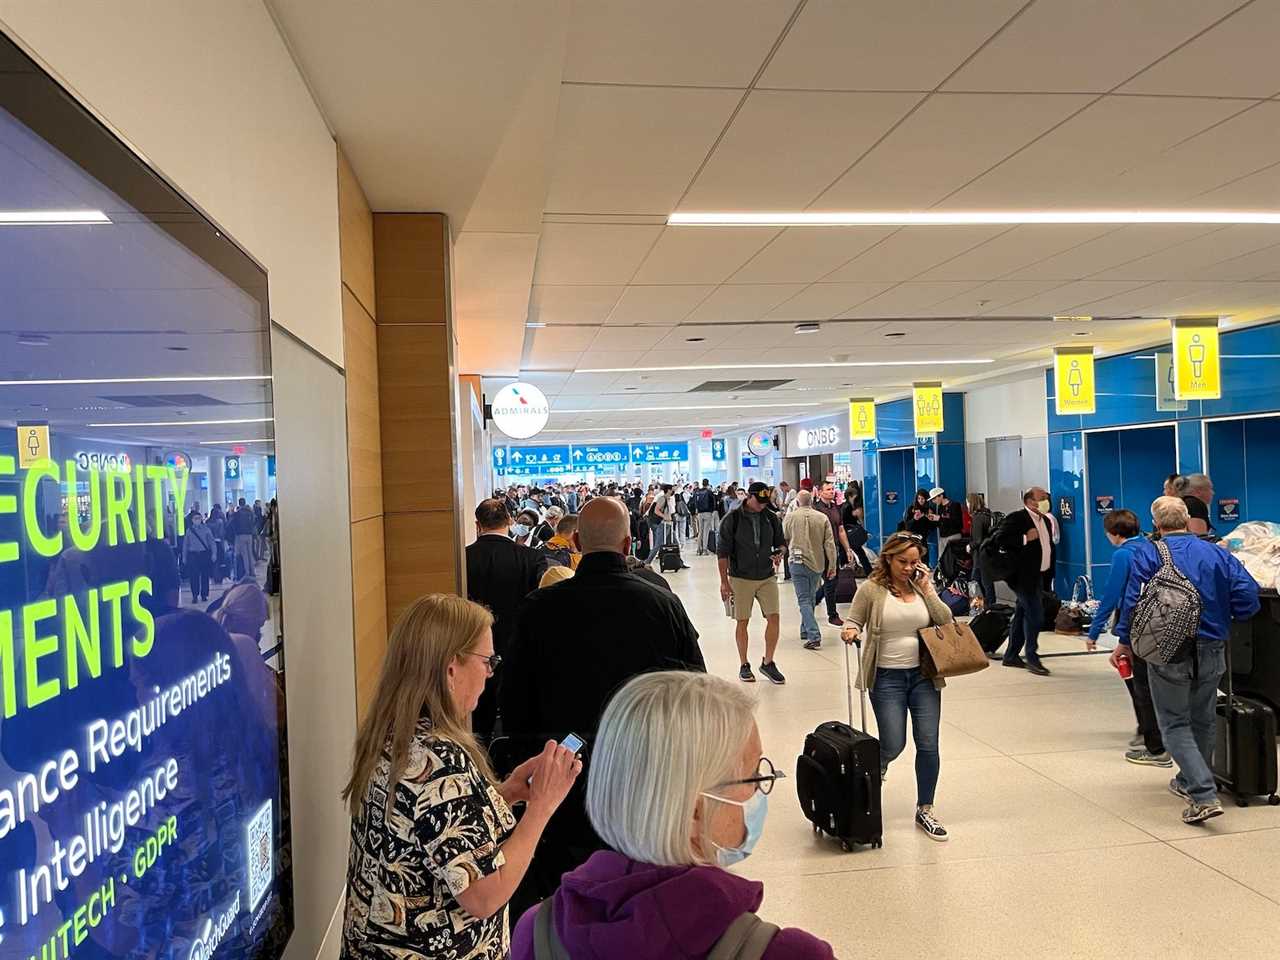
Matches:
[803,638,822,650]
[1125,748,1173,767]
[915,806,949,842]
[739,663,756,683]
[759,661,786,685]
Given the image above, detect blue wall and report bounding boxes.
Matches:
[1047,319,1280,593]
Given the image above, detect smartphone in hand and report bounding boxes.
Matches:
[529,732,586,784]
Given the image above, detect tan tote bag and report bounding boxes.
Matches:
[918,621,990,679]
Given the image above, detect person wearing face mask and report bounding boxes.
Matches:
[513,509,541,547]
[510,671,834,960]
[992,487,1055,677]
[466,498,549,742]
[181,509,216,603]
[343,595,581,960]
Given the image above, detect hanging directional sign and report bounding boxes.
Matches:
[912,381,944,435]
[492,446,509,470]
[849,398,876,441]
[506,444,572,469]
[1155,352,1188,412]
[1053,346,1096,415]
[710,438,727,462]
[224,456,242,481]
[572,443,631,466]
[631,441,690,463]
[1172,316,1221,400]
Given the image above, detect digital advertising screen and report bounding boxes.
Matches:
[0,31,292,960]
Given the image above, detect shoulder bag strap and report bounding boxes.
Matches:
[534,898,572,960]
[707,913,780,960]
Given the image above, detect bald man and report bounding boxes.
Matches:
[501,494,704,918]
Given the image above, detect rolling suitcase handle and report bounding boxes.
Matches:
[843,634,868,730]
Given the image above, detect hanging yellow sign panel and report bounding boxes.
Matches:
[849,398,876,440]
[912,382,944,435]
[1053,347,1096,415]
[1172,318,1221,400]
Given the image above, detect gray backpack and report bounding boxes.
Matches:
[1129,539,1203,664]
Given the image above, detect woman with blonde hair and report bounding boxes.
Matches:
[841,533,955,841]
[510,671,834,959]
[342,594,581,960]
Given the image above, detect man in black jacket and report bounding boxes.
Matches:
[502,495,704,917]
[465,497,548,740]
[994,486,1054,676]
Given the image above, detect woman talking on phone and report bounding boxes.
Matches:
[841,533,955,841]
[341,594,582,960]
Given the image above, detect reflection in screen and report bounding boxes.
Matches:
[0,31,292,960]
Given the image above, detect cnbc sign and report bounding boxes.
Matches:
[491,382,550,440]
[785,412,846,454]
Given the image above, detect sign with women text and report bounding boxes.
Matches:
[1053,347,1096,415]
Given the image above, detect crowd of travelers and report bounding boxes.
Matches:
[339,467,1264,960]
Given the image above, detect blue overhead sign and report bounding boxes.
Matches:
[492,446,509,470]
[710,438,727,462]
[507,444,572,468]
[572,443,631,466]
[742,454,760,468]
[631,441,690,463]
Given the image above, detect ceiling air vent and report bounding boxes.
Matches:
[99,393,230,407]
[688,379,793,392]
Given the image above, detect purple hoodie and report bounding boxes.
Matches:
[511,850,834,960]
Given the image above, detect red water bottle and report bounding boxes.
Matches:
[1115,652,1133,680]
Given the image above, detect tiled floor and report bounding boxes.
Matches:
[663,549,1280,958]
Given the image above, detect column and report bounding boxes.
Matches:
[209,456,224,509]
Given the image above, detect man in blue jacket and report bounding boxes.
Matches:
[1113,497,1260,824]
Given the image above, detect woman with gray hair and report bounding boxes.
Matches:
[510,671,835,960]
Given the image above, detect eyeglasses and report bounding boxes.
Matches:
[466,652,503,675]
[711,757,786,797]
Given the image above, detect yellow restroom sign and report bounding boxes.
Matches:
[16,422,50,468]
[1053,347,1096,415]
[849,398,876,440]
[912,382,944,435]
[1172,317,1221,400]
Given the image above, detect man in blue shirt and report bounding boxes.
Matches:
[1088,509,1167,766]
[1113,497,1260,824]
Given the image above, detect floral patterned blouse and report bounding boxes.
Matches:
[342,716,516,960]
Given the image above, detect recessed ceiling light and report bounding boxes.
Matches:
[668,210,1280,227]
[794,322,820,335]
[884,332,906,338]
[575,359,990,373]
[0,209,111,226]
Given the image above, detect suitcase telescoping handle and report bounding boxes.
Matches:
[843,634,868,730]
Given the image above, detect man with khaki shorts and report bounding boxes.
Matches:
[718,481,787,684]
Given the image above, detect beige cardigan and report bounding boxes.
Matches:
[847,579,955,691]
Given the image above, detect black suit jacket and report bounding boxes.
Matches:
[994,508,1050,593]
[465,534,547,655]
[501,551,704,850]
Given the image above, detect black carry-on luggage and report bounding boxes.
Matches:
[970,603,1014,655]
[657,542,683,572]
[795,639,883,850]
[1213,637,1280,806]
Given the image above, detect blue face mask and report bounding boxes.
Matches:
[703,789,768,867]
[512,524,530,538]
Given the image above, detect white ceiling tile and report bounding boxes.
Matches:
[1195,243,1280,281]
[760,0,1026,91]
[943,0,1243,93]
[574,350,647,370]
[585,326,669,351]
[1003,224,1222,281]
[632,227,780,284]
[682,283,811,323]
[729,227,895,283]
[533,223,664,284]
[816,93,1093,208]
[1070,280,1228,317]
[526,325,598,352]
[1088,225,1280,281]
[528,284,626,324]
[941,96,1244,207]
[1192,157,1280,208]
[766,282,896,320]
[545,85,741,214]
[523,349,586,370]
[1121,2,1280,98]
[649,324,748,350]
[563,0,796,86]
[916,225,1115,281]
[927,280,1072,316]
[604,284,716,324]
[824,226,1005,281]
[839,281,984,316]
[679,90,922,210]
[993,280,1156,316]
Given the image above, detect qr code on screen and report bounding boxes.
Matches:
[246,800,273,912]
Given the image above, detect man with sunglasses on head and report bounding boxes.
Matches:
[718,481,788,684]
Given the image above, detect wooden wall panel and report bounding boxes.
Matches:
[378,324,455,514]
[373,213,448,325]
[343,288,383,522]
[383,511,460,623]
[337,149,376,318]
[350,515,388,719]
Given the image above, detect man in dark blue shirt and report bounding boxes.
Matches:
[1113,497,1260,824]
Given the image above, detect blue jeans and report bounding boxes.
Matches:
[1004,583,1043,665]
[1148,643,1226,805]
[869,667,942,807]
[789,564,822,642]
[648,520,667,562]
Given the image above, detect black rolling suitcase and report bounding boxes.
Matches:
[796,640,883,850]
[1214,638,1280,806]
[657,542,683,572]
[970,603,1014,656]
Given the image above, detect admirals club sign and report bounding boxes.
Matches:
[491,382,550,440]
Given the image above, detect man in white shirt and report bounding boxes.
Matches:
[992,486,1054,676]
